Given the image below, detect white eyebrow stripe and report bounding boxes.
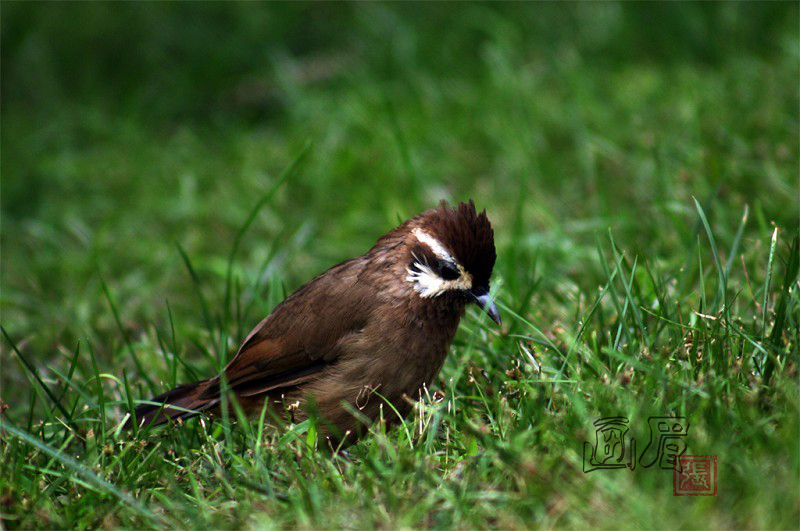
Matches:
[412,228,454,263]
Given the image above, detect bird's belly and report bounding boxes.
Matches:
[299,342,450,441]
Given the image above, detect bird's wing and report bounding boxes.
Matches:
[203,258,374,400]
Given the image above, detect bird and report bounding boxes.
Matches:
[130,200,500,444]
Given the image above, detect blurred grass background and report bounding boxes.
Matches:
[1,2,798,528]
[3,2,797,348]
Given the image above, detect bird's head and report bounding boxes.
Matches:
[401,200,500,325]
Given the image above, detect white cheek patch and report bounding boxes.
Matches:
[405,263,473,298]
[406,229,472,298]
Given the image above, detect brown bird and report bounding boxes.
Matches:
[131,200,500,443]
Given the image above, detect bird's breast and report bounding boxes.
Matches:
[301,295,466,434]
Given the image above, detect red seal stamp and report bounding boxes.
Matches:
[673,455,717,496]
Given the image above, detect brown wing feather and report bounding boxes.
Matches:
[204,257,374,401]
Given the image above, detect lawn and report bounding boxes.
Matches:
[1,2,798,528]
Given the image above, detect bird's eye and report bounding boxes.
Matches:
[438,261,460,281]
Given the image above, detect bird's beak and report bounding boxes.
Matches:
[472,292,502,326]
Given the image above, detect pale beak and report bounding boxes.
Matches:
[472,292,502,326]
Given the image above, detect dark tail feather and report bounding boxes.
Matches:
[126,378,218,429]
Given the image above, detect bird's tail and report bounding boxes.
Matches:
[127,378,218,429]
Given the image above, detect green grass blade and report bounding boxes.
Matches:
[609,231,648,347]
[122,369,138,438]
[693,196,727,313]
[98,270,155,392]
[761,227,779,341]
[222,140,312,329]
[764,233,800,385]
[2,325,74,426]
[54,340,82,408]
[595,233,631,347]
[86,340,107,445]
[176,241,215,346]
[725,204,749,279]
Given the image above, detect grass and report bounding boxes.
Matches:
[1,2,798,529]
